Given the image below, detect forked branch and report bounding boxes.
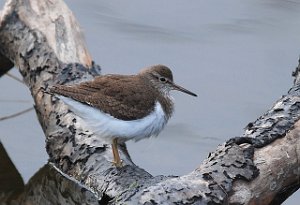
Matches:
[0,0,299,204]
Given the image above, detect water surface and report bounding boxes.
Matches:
[0,0,299,203]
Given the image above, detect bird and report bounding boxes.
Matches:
[50,64,197,167]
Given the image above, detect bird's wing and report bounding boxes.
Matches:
[50,75,158,120]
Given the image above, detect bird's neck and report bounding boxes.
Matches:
[139,74,174,119]
[157,92,174,120]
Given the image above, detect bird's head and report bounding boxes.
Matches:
[139,65,197,97]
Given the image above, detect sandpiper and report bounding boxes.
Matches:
[50,65,197,167]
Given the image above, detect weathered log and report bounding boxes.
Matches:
[0,0,299,204]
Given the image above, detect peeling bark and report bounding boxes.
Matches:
[0,0,299,204]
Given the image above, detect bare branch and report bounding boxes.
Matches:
[6,72,24,84]
[0,107,33,121]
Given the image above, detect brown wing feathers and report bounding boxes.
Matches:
[50,75,157,121]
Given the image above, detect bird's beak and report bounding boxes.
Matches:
[171,82,197,97]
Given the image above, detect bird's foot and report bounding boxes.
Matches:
[113,159,123,168]
[107,158,123,168]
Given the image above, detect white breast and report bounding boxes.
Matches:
[59,96,168,143]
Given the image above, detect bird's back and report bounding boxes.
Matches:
[50,74,159,120]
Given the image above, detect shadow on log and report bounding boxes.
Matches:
[0,52,13,77]
[0,0,299,204]
[0,142,24,203]
[0,142,100,205]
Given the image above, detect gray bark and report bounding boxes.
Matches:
[0,0,299,204]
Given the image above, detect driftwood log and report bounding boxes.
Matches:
[0,0,299,204]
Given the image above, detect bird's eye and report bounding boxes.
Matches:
[159,77,166,82]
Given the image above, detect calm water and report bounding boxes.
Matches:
[0,0,299,204]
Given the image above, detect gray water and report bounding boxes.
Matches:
[0,0,299,204]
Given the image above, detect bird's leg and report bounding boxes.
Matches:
[112,138,123,167]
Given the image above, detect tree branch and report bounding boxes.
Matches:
[0,0,299,204]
